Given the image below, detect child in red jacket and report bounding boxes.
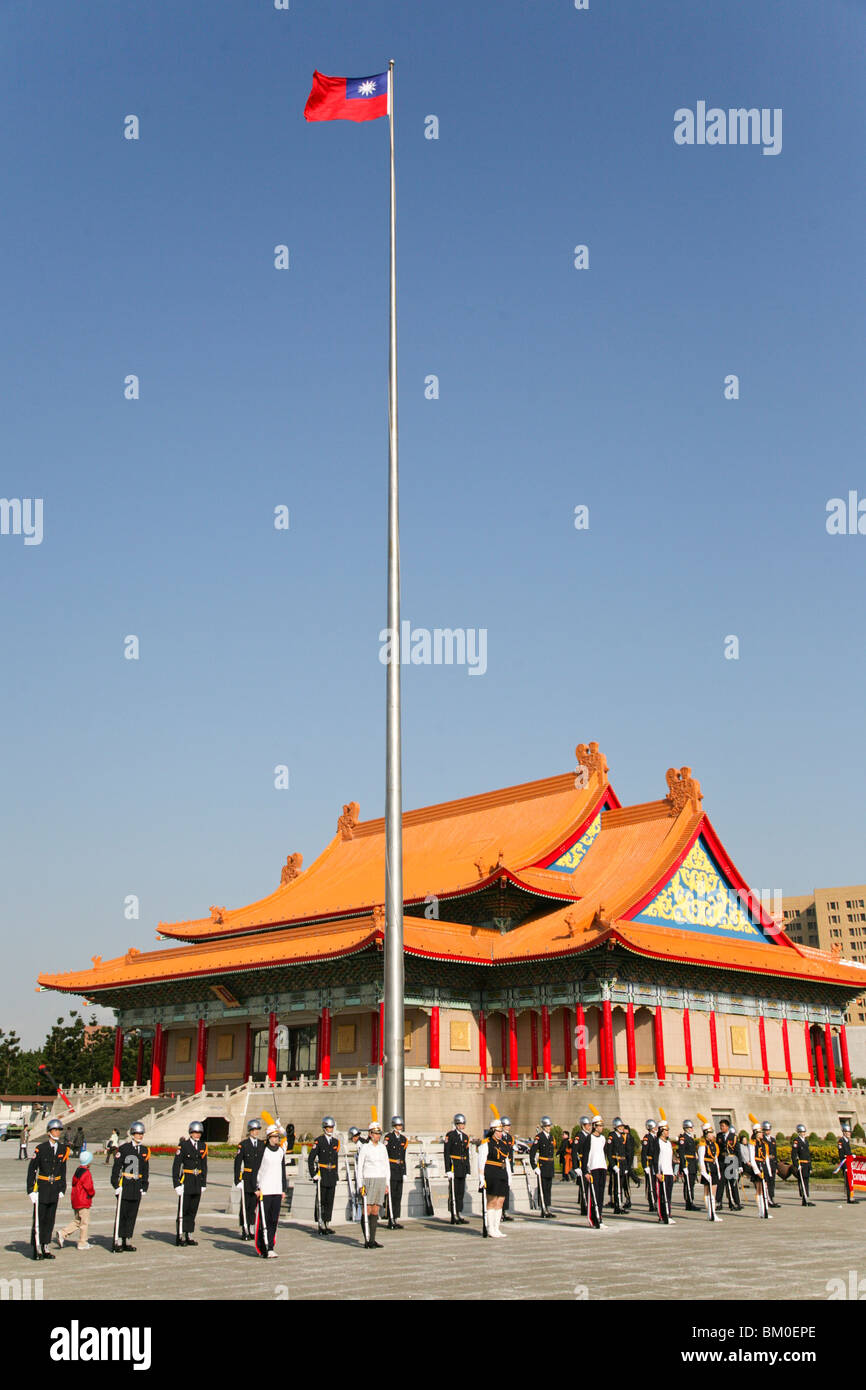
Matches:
[58,1150,95,1250]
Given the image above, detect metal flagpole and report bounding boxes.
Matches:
[382,57,404,1129]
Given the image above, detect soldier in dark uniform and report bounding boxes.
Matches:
[677,1120,699,1210]
[641,1120,658,1212]
[582,1114,608,1229]
[838,1123,856,1204]
[573,1116,592,1215]
[481,1120,511,1237]
[622,1120,636,1211]
[384,1116,408,1228]
[26,1118,70,1260]
[172,1120,208,1246]
[557,1126,572,1182]
[307,1116,340,1234]
[791,1123,815,1206]
[761,1121,780,1207]
[697,1121,723,1222]
[110,1121,150,1252]
[605,1118,628,1214]
[233,1119,264,1239]
[529,1117,557,1217]
[716,1119,742,1212]
[443,1113,470,1224]
[500,1117,516,1221]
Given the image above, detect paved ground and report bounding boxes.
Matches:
[2,1143,862,1301]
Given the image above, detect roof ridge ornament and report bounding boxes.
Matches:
[575,741,608,787]
[338,801,360,840]
[280,852,304,886]
[665,766,703,814]
[372,904,385,930]
[209,905,226,924]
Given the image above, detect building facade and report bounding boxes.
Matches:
[782,886,866,1026]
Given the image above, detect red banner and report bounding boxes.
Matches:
[846,1156,866,1191]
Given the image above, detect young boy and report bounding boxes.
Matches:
[58,1150,95,1250]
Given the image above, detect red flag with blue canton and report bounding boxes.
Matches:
[305,71,389,123]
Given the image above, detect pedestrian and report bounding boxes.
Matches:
[582,1114,608,1229]
[677,1120,699,1210]
[654,1119,675,1224]
[356,1120,390,1248]
[837,1122,856,1204]
[72,1126,85,1156]
[792,1124,815,1206]
[480,1119,510,1237]
[605,1118,628,1215]
[761,1121,780,1208]
[308,1116,340,1235]
[17,1124,30,1161]
[573,1116,593,1215]
[172,1121,208,1246]
[384,1116,408,1229]
[529,1116,557,1217]
[641,1120,658,1212]
[110,1122,150,1252]
[57,1151,95,1251]
[443,1114,470,1224]
[253,1124,287,1258]
[716,1118,742,1211]
[234,1119,264,1240]
[105,1129,119,1165]
[26,1118,70,1260]
[697,1119,722,1222]
[499,1117,516,1221]
[557,1125,572,1182]
[622,1120,635,1211]
[746,1122,771,1219]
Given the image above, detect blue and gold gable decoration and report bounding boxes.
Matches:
[632,838,776,942]
[546,814,602,873]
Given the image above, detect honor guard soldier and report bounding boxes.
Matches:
[582,1114,608,1229]
[172,1121,208,1246]
[605,1118,628,1214]
[654,1119,676,1224]
[530,1117,557,1217]
[761,1121,780,1207]
[697,1120,722,1222]
[574,1116,592,1215]
[443,1114,470,1223]
[385,1116,408,1229]
[110,1121,150,1253]
[838,1123,856,1204]
[558,1126,572,1182]
[678,1120,699,1210]
[792,1124,815,1206]
[500,1117,516,1220]
[308,1116,340,1233]
[746,1122,771,1219]
[481,1119,510,1237]
[641,1120,658,1212]
[234,1119,264,1240]
[622,1119,635,1210]
[26,1118,70,1260]
[715,1119,742,1211]
[252,1124,288,1257]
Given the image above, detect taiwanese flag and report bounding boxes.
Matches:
[304,70,389,123]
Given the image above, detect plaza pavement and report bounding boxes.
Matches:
[0,1142,861,1301]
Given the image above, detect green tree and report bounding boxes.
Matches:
[0,1029,22,1090]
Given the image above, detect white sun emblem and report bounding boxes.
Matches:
[358,80,377,96]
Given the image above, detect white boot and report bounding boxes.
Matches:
[488,1209,503,1237]
[495,1207,507,1237]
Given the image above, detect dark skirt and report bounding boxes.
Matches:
[484,1164,508,1197]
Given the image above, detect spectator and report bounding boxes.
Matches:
[57,1151,95,1250]
[18,1125,30,1161]
[105,1129,119,1164]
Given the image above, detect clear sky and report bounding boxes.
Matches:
[1,1,864,1044]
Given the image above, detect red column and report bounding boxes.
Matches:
[429,1006,440,1069]
[805,1022,816,1091]
[243,1022,252,1082]
[562,1007,572,1075]
[111,1025,124,1089]
[758,1015,769,1087]
[709,1011,720,1085]
[840,1023,853,1089]
[597,1005,608,1082]
[194,1017,207,1095]
[267,1012,277,1084]
[603,1000,614,1084]
[653,1006,666,1084]
[530,1012,539,1080]
[541,1005,551,1081]
[500,1014,508,1077]
[825,1023,837,1089]
[370,1010,379,1066]
[781,1018,792,1087]
[479,1009,487,1082]
[320,1007,331,1084]
[378,1001,385,1065]
[135,1035,144,1087]
[683,1009,693,1082]
[576,1003,587,1081]
[626,1002,636,1084]
[814,1033,826,1089]
[150,1023,163,1097]
[160,1029,168,1092]
[508,1007,518,1083]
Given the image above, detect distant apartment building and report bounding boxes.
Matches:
[783,886,866,1026]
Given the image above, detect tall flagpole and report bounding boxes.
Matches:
[383,57,404,1128]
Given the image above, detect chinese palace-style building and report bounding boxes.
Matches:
[38,743,866,1114]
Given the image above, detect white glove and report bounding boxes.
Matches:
[29,1192,38,1205]
[235,1180,243,1190]
[56,1192,63,1203]
[201,1186,207,1193]
[115,1187,122,1199]
[174,1186,184,1196]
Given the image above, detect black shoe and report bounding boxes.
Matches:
[501,1214,512,1222]
[547,1211,558,1218]
[806,1201,815,1207]
[175,1236,183,1246]
[41,1251,55,1260]
[387,1221,396,1230]
[769,1202,781,1209]
[32,1252,42,1261]
[111,1243,122,1254]
[457,1216,467,1224]
[392,1222,403,1230]
[122,1243,136,1252]
[370,1240,383,1249]
[184,1236,197,1246]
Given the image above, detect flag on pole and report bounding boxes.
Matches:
[304,70,389,123]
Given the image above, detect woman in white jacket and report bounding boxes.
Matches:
[355,1121,390,1249]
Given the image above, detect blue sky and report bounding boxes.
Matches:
[1,0,864,1043]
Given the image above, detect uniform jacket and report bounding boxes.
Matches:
[838,1135,853,1162]
[251,1142,288,1196]
[385,1130,408,1177]
[172,1137,208,1193]
[678,1133,698,1167]
[234,1135,264,1187]
[308,1133,340,1185]
[484,1134,510,1174]
[641,1134,656,1172]
[605,1130,628,1168]
[26,1140,70,1198]
[698,1135,721,1181]
[574,1129,592,1171]
[443,1129,470,1171]
[791,1135,811,1167]
[111,1140,151,1195]
[529,1130,556,1170]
